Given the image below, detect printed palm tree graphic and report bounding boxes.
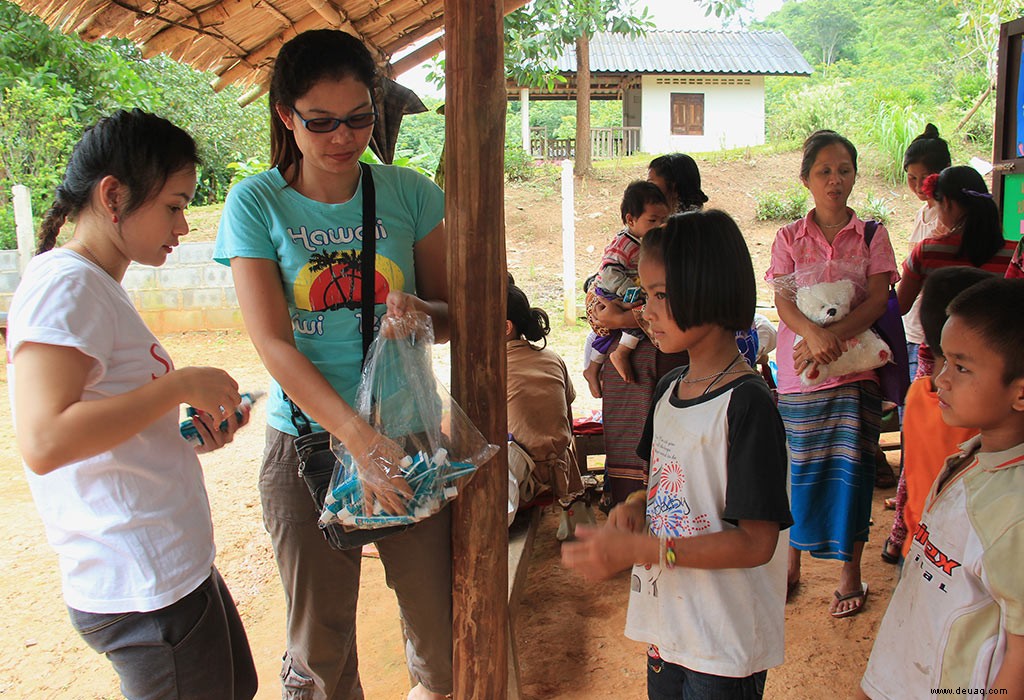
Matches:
[308,249,363,310]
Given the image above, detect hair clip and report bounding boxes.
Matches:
[920,173,940,201]
[961,188,993,199]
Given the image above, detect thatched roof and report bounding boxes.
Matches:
[14,0,528,105]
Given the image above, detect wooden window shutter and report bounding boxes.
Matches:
[670,93,704,135]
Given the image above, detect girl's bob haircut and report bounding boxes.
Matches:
[641,209,756,332]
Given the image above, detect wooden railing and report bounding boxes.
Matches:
[592,127,641,158]
[528,126,641,160]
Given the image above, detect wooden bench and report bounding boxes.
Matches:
[505,430,605,695]
[879,431,901,452]
[507,505,542,700]
[573,431,606,474]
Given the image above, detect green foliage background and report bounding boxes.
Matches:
[753,0,1021,178]
[3,0,1024,248]
[0,1,268,248]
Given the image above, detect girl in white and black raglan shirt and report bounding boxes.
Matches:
[563,211,791,700]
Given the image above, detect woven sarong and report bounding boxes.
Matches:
[778,381,882,561]
[600,337,687,505]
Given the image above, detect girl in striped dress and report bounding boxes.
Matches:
[765,130,898,618]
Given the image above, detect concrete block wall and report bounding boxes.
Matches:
[0,250,18,312]
[0,242,244,334]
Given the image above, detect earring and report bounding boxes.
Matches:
[112,214,119,224]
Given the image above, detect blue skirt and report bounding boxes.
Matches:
[778,381,881,561]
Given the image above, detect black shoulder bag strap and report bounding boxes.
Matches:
[359,161,376,361]
[288,162,376,436]
[863,219,878,247]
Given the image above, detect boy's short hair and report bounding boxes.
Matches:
[946,277,1024,384]
[919,267,995,353]
[620,180,668,224]
[641,209,755,332]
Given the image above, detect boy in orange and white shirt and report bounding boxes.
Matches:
[859,277,1024,698]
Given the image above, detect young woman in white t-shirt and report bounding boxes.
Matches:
[7,109,257,699]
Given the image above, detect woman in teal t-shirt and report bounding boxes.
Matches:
[214,29,451,700]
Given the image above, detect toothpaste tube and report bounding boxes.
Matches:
[179,391,264,446]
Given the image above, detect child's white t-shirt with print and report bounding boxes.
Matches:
[861,437,1024,697]
[627,371,792,678]
[7,250,215,614]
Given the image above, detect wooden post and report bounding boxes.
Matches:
[445,1,509,698]
[520,87,530,155]
[561,160,576,326]
[574,33,592,176]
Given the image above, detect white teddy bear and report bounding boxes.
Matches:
[794,279,892,387]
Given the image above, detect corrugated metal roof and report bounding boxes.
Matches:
[555,30,812,76]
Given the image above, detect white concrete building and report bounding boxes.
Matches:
[513,30,812,155]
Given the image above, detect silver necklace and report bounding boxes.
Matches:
[680,353,746,384]
[71,238,102,266]
[817,217,850,229]
[72,239,99,264]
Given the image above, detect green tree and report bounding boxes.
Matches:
[946,0,1024,135]
[0,80,77,242]
[0,0,271,232]
[757,0,860,70]
[129,50,269,204]
[503,0,653,175]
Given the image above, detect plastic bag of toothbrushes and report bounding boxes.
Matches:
[319,311,499,532]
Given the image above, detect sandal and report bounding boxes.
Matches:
[884,497,897,510]
[881,538,901,564]
[830,582,869,618]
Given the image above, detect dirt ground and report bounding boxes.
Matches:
[0,150,919,698]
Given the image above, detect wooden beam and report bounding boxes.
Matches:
[378,15,445,56]
[302,0,345,27]
[390,35,443,76]
[209,11,326,91]
[383,0,530,75]
[445,0,508,698]
[139,2,237,58]
[366,2,444,48]
[238,80,270,107]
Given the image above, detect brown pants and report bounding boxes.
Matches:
[261,426,453,700]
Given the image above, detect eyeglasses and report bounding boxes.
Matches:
[291,106,377,133]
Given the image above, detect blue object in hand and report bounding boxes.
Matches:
[179,391,263,446]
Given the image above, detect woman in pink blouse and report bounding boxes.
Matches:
[765,130,898,618]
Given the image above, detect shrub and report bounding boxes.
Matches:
[505,144,534,182]
[0,206,15,251]
[766,81,857,142]
[0,80,78,248]
[857,190,893,225]
[754,187,808,222]
[227,157,271,188]
[870,103,924,185]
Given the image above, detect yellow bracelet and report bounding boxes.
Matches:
[664,538,677,569]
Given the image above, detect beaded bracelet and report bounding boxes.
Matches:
[664,538,677,569]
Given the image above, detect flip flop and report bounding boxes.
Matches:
[881,538,901,565]
[831,582,868,618]
[884,497,897,510]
